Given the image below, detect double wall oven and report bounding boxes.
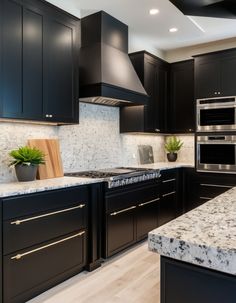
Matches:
[196,96,236,174]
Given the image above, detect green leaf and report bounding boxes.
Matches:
[165,136,183,153]
[9,146,45,167]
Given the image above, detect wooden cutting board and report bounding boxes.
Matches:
[28,139,64,179]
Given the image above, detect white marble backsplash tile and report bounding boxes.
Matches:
[0,103,195,183]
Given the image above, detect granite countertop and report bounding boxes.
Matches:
[0,177,102,198]
[130,162,194,170]
[148,187,236,275]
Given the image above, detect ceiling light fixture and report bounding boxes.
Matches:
[187,16,206,33]
[149,8,159,15]
[169,27,178,33]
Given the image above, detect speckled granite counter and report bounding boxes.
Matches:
[0,177,102,198]
[149,187,236,275]
[130,162,194,170]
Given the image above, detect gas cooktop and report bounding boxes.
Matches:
[65,167,160,188]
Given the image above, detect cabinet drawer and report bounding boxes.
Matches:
[106,183,159,213]
[161,178,176,195]
[4,231,86,303]
[3,203,87,255]
[3,186,89,220]
[199,183,232,200]
[106,207,136,257]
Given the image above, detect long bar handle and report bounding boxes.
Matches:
[200,184,233,189]
[11,204,86,226]
[162,178,176,183]
[110,206,136,216]
[162,191,176,198]
[138,198,160,207]
[200,196,212,200]
[11,231,85,260]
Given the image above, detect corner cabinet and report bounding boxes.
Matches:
[0,0,80,124]
[120,51,169,133]
[169,60,195,133]
[195,48,236,99]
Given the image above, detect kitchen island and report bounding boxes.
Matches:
[149,187,236,303]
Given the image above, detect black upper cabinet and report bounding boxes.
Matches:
[169,60,195,133]
[195,48,236,99]
[0,0,79,124]
[120,51,169,133]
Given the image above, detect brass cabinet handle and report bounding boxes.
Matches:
[162,178,176,183]
[138,198,160,207]
[200,196,212,200]
[200,183,233,189]
[162,191,176,198]
[10,204,86,226]
[11,231,85,261]
[110,206,136,216]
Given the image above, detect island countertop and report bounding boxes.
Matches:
[148,187,236,275]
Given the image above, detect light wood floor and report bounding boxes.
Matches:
[28,241,160,303]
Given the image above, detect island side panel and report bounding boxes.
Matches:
[161,256,236,303]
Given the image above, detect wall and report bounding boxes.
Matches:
[0,103,194,183]
[164,37,236,63]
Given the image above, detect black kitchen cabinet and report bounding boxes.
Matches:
[120,51,169,133]
[1,185,89,303]
[169,60,195,133]
[195,48,236,99]
[0,0,79,124]
[104,180,160,258]
[183,168,236,212]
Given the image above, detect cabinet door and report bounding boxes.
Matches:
[195,57,220,99]
[43,18,78,123]
[106,206,136,257]
[23,7,43,119]
[220,51,236,96]
[159,192,177,226]
[136,198,159,240]
[170,60,194,133]
[1,0,23,118]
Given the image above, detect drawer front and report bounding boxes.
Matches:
[3,185,89,220]
[106,208,136,257]
[106,183,160,213]
[159,193,177,226]
[199,183,232,200]
[4,231,86,303]
[3,203,87,255]
[161,169,177,195]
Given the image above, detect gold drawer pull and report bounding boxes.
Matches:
[200,196,212,200]
[200,184,232,189]
[162,178,176,183]
[110,206,136,216]
[11,204,86,226]
[162,191,176,197]
[11,231,85,261]
[138,198,160,207]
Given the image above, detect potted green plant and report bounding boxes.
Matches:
[165,136,183,162]
[9,146,45,182]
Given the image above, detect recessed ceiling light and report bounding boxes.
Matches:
[149,9,159,15]
[169,27,178,33]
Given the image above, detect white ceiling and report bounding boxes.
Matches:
[47,0,236,52]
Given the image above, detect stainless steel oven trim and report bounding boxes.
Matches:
[196,96,236,132]
[196,136,236,174]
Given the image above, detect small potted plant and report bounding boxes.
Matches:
[165,136,183,162]
[9,146,45,182]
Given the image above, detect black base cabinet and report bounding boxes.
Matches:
[161,257,236,303]
[0,185,93,303]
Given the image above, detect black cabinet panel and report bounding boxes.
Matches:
[43,19,75,122]
[1,0,22,118]
[220,52,236,96]
[4,231,86,303]
[159,193,176,226]
[106,208,136,257]
[23,7,43,119]
[170,60,194,133]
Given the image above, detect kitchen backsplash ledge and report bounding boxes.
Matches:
[0,103,194,183]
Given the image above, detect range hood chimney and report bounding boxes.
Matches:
[170,0,236,19]
[79,11,149,106]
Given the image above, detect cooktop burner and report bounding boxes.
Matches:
[65,167,160,188]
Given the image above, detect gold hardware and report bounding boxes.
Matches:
[162,191,176,197]
[138,198,160,207]
[11,204,85,225]
[110,206,136,216]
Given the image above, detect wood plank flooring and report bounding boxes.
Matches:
[28,241,160,303]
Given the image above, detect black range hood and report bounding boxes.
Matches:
[170,0,236,19]
[79,11,148,106]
